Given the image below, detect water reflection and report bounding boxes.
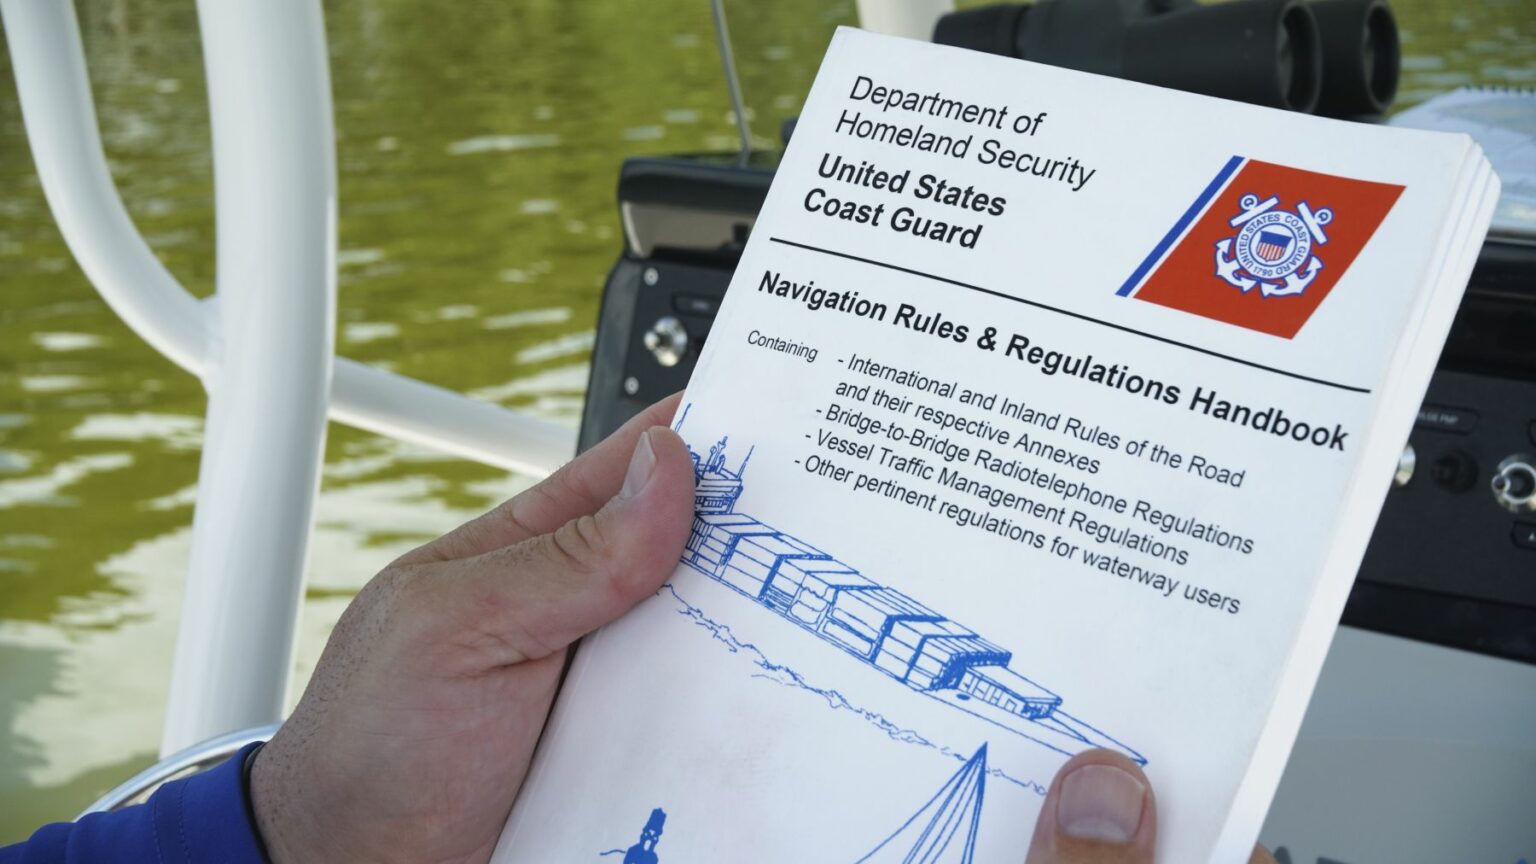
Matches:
[0,0,1531,841]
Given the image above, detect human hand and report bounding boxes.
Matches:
[250,394,696,863]
[1025,749,1277,864]
[248,392,1276,864]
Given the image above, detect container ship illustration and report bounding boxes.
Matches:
[680,434,1143,764]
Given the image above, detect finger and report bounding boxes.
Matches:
[1249,845,1278,864]
[401,392,685,564]
[423,425,696,664]
[1025,749,1156,864]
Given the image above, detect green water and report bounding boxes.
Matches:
[0,0,1531,842]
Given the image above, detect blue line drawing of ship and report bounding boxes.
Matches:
[678,424,1143,765]
[858,744,989,864]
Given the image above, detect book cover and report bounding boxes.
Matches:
[494,28,1496,863]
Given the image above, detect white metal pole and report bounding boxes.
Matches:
[0,0,207,371]
[1,1,575,478]
[855,0,955,40]
[158,0,338,754]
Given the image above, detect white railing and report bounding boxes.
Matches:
[84,723,283,814]
[1,0,575,756]
[1,0,947,773]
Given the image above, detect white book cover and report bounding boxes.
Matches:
[494,28,1496,864]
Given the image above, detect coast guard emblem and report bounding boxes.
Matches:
[1216,193,1330,298]
[1117,156,1403,338]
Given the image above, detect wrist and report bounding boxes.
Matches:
[240,742,275,862]
[248,729,330,864]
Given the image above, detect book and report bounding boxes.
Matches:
[493,27,1498,863]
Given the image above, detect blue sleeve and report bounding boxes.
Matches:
[0,742,269,864]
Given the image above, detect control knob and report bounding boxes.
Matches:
[643,316,689,368]
[1490,454,1536,514]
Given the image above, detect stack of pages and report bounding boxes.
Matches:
[495,28,1499,863]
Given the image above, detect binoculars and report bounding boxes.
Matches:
[933,0,1399,117]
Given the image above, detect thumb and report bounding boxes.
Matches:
[1026,750,1156,864]
[429,426,697,665]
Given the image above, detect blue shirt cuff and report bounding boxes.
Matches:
[0,741,270,864]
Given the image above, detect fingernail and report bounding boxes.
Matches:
[1056,762,1146,843]
[620,429,658,500]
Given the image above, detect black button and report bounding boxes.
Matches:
[1415,404,1478,434]
[1514,522,1536,550]
[673,294,720,317]
[1429,449,1478,492]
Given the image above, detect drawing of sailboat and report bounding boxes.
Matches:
[857,745,988,864]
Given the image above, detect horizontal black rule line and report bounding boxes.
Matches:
[766,236,1372,395]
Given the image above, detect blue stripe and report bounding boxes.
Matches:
[1115,155,1245,298]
